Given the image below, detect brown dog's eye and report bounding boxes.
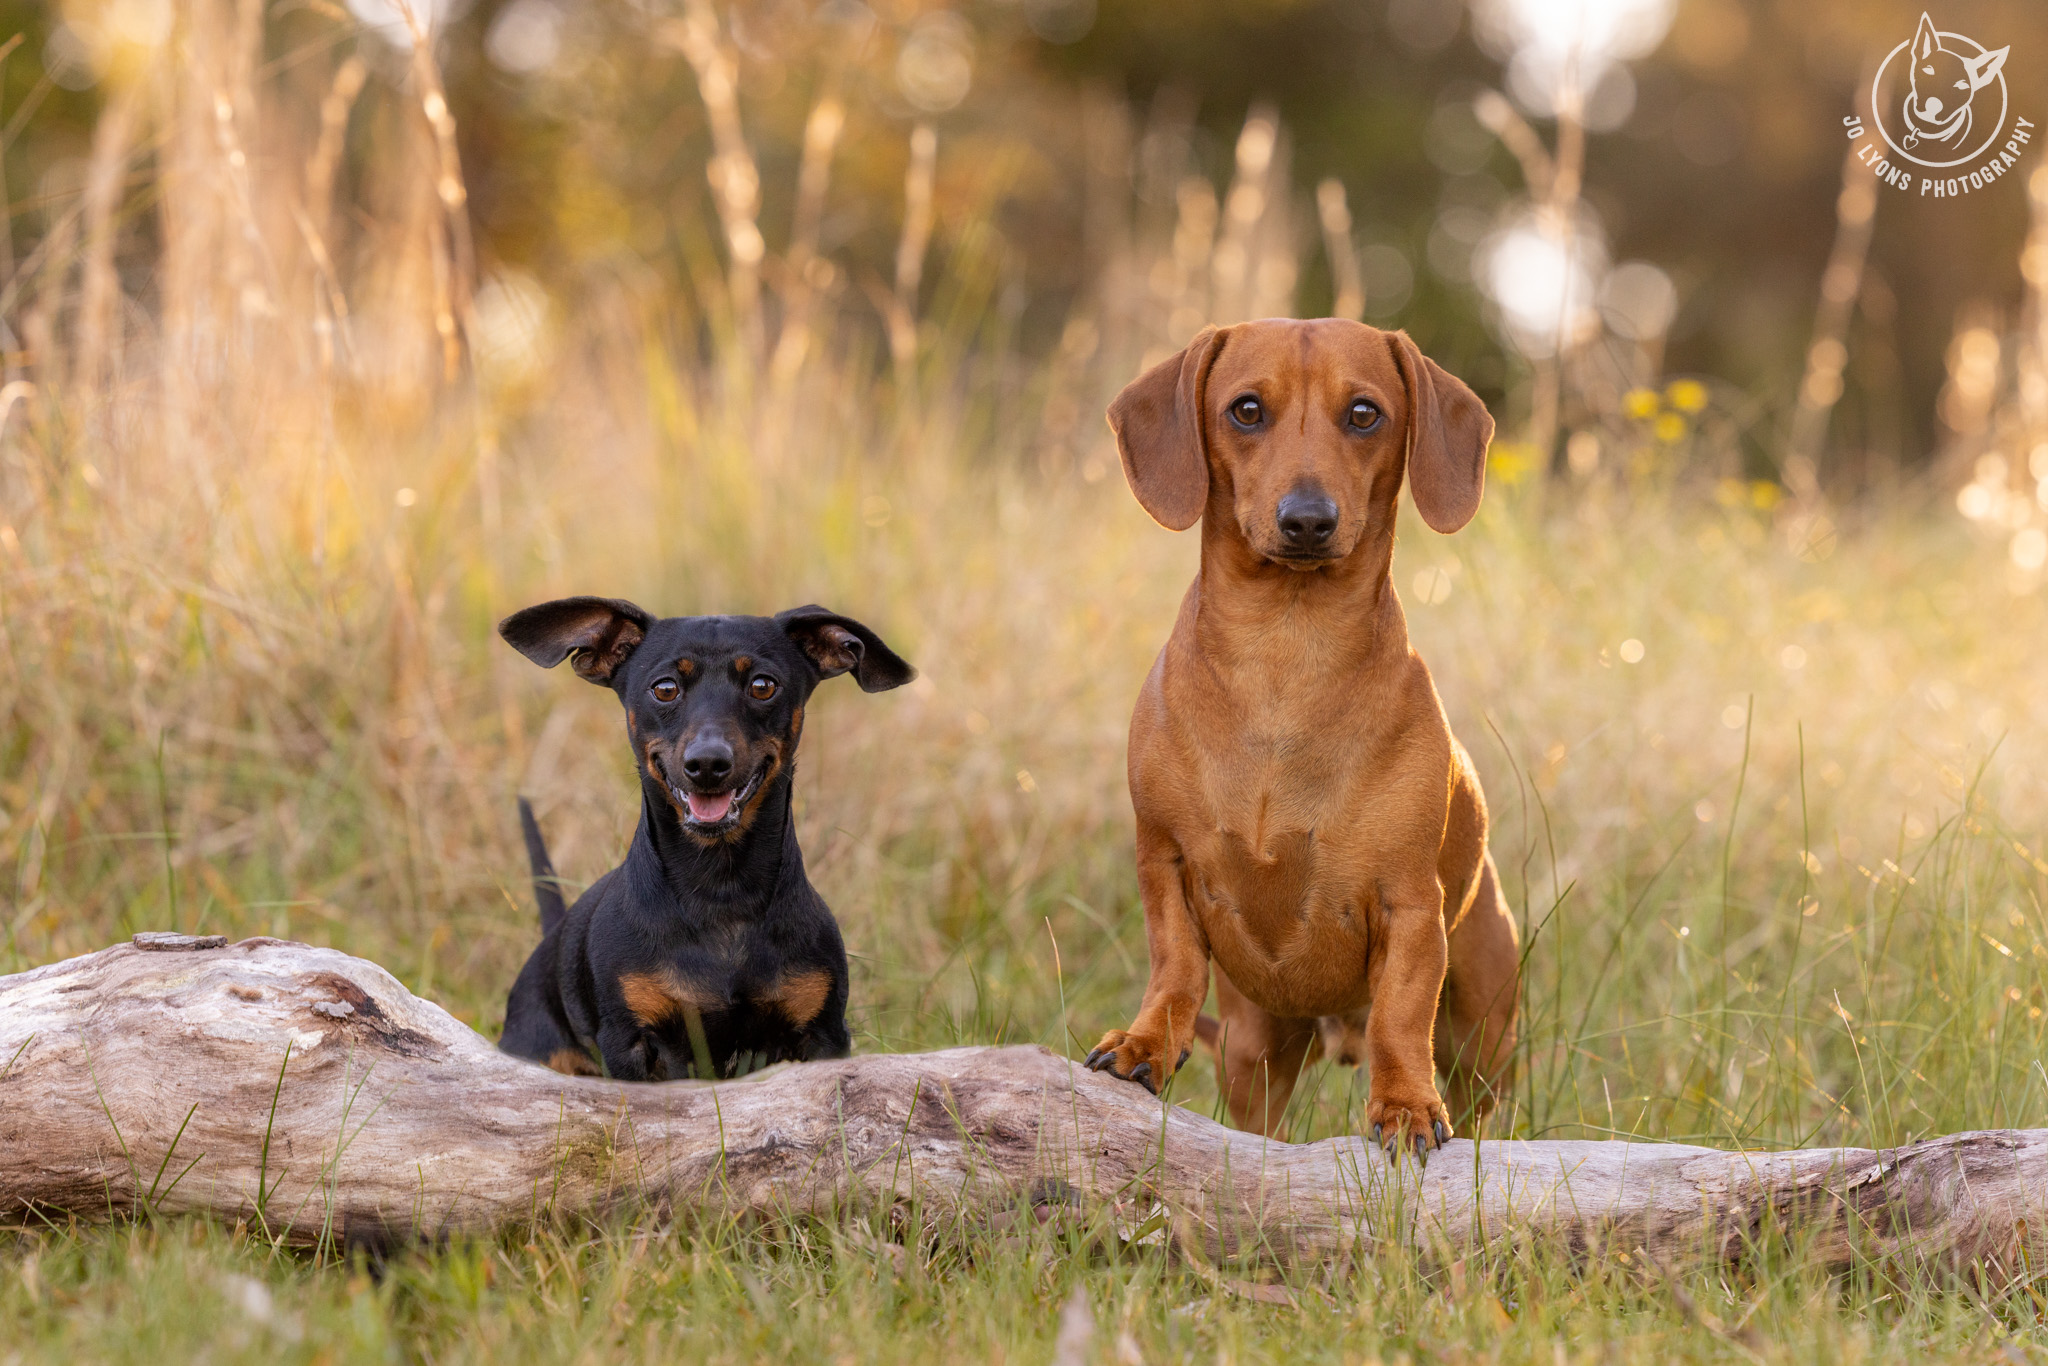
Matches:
[748,675,778,701]
[1348,400,1382,431]
[650,678,680,703]
[1229,395,1263,427]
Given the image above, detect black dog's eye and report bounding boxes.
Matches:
[1348,400,1382,431]
[1229,395,1263,428]
[650,678,680,703]
[748,675,778,701]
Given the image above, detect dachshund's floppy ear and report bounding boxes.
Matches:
[499,596,656,687]
[1106,326,1228,531]
[777,606,917,692]
[1390,331,1494,534]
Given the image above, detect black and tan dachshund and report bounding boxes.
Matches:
[496,597,914,1081]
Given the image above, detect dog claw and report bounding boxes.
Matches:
[1433,1120,1451,1148]
[1084,1049,1105,1069]
[1369,1124,1383,1147]
[1128,1061,1154,1091]
[1177,1048,1190,1069]
[1412,1133,1428,1163]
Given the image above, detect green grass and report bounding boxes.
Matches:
[2,1179,2042,1363]
[4,79,2048,1344]
[5,416,2048,1360]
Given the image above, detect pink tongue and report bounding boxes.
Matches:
[686,790,734,823]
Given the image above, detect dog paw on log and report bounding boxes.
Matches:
[2,936,2045,1281]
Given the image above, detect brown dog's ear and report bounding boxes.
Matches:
[498,596,656,687]
[1390,331,1494,534]
[777,606,917,692]
[1106,326,1228,531]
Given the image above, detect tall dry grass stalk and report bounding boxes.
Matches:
[888,123,938,382]
[767,88,849,388]
[1785,144,1877,499]
[2015,167,2048,464]
[1315,178,1364,323]
[1476,86,1586,460]
[401,2,477,388]
[666,0,766,356]
[74,84,137,402]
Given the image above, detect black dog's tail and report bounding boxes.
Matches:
[518,797,568,935]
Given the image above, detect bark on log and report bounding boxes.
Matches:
[3,936,2044,1280]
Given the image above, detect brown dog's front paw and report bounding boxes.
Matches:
[1084,1029,1190,1095]
[1365,1093,1453,1163]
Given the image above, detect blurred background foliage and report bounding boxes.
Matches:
[1,0,2044,482]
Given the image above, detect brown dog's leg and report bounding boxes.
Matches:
[1435,851,1520,1131]
[1363,878,1453,1154]
[1206,970,1321,1137]
[1086,823,1209,1093]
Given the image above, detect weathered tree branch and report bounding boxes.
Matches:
[3,936,2044,1280]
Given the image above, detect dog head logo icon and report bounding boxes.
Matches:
[1873,13,2011,168]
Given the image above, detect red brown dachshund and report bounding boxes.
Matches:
[1085,319,1520,1159]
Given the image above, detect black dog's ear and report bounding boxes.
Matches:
[498,596,656,687]
[1106,325,1228,532]
[776,606,916,693]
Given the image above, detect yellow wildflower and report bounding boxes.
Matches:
[1665,378,1710,414]
[1487,441,1539,486]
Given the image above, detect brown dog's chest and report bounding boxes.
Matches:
[1175,758,1409,1017]
[1142,634,1459,1020]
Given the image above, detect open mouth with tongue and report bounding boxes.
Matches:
[684,789,733,823]
[664,764,764,834]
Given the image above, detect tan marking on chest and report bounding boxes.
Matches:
[619,969,723,1027]
[758,969,833,1027]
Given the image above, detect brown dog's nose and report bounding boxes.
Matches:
[1276,489,1339,552]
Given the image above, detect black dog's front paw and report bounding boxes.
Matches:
[596,1025,663,1081]
[723,1049,772,1078]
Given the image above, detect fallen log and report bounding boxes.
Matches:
[2,935,2043,1281]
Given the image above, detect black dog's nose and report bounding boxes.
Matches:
[682,735,734,786]
[1276,489,1339,551]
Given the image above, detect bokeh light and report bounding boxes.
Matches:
[1472,0,1678,116]
[1598,261,1678,341]
[485,0,564,73]
[1476,209,1607,356]
[897,14,974,114]
[345,0,472,49]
